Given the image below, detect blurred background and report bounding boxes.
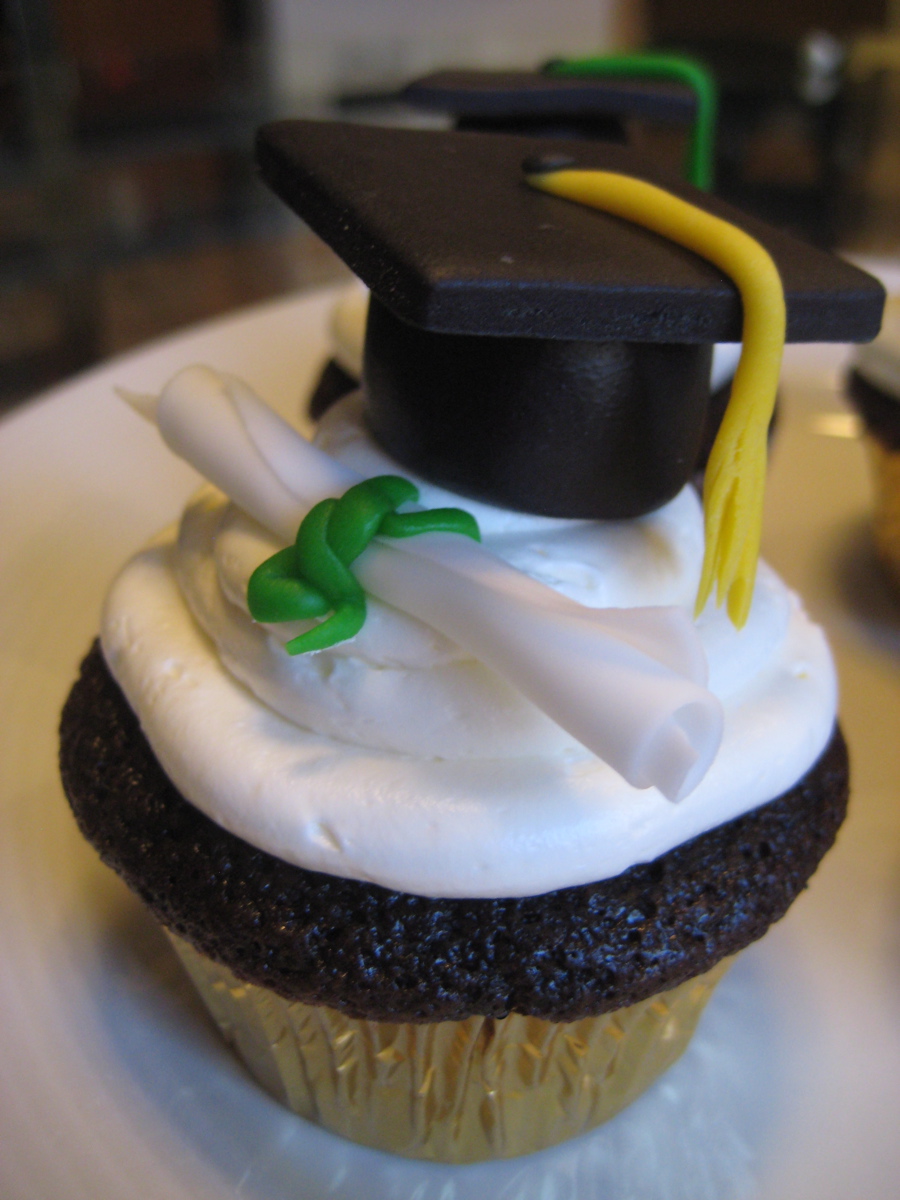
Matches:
[3,0,900,408]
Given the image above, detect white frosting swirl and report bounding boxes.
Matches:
[101,397,837,899]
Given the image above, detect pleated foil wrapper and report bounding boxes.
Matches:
[168,932,730,1163]
[863,434,900,590]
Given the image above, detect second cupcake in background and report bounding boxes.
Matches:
[848,298,900,591]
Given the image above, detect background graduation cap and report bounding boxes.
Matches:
[309,63,710,424]
[400,67,697,146]
[257,119,883,522]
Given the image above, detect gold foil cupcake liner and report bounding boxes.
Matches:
[862,434,900,591]
[168,931,729,1162]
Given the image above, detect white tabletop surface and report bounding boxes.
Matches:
[2,279,900,1200]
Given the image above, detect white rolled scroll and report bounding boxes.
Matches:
[120,365,724,802]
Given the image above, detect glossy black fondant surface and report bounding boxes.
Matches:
[364,297,713,517]
[256,120,884,344]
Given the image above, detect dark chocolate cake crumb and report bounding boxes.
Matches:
[60,641,849,1024]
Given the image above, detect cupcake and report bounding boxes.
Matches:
[60,120,882,1162]
[848,298,900,590]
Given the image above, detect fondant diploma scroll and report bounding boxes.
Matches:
[121,366,724,802]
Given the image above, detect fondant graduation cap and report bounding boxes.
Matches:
[401,68,696,140]
[257,119,883,519]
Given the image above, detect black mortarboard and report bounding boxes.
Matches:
[401,68,696,142]
[257,119,884,519]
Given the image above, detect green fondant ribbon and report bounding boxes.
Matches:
[247,475,480,655]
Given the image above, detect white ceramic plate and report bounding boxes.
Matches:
[3,287,900,1200]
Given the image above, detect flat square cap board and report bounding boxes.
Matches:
[400,69,697,123]
[256,118,884,345]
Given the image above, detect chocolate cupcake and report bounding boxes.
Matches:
[61,639,847,1158]
[60,121,881,1161]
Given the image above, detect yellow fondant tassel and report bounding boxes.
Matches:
[524,168,786,628]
